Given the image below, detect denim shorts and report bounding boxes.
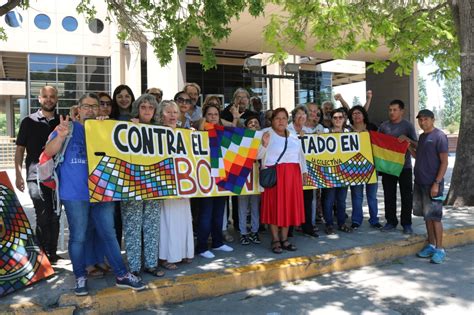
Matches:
[413,183,443,221]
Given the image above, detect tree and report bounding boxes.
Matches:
[442,75,461,128]
[1,1,472,205]
[418,75,428,111]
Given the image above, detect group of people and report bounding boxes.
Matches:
[14,83,448,297]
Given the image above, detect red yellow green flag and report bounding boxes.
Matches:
[369,131,410,177]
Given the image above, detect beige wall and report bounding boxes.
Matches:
[365,62,417,126]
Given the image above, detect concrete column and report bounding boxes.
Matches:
[365,62,417,126]
[146,43,186,100]
[124,43,142,97]
[109,24,124,92]
[5,96,14,137]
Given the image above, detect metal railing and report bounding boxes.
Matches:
[0,137,16,168]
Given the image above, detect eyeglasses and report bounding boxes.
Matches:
[332,115,344,120]
[81,104,99,111]
[99,101,111,107]
[176,97,193,105]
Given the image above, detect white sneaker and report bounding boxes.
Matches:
[212,244,234,252]
[199,250,215,259]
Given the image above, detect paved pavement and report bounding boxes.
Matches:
[1,156,474,313]
[131,243,474,315]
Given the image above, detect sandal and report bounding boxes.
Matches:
[271,240,283,254]
[95,263,111,273]
[181,258,193,264]
[86,266,104,278]
[338,224,353,233]
[325,225,336,235]
[280,239,297,251]
[144,267,165,277]
[159,261,178,270]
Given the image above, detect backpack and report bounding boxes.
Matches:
[37,121,74,213]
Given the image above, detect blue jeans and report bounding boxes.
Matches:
[323,187,348,227]
[196,197,226,254]
[84,226,106,267]
[63,200,127,279]
[350,183,380,225]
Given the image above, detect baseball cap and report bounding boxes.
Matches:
[416,109,434,119]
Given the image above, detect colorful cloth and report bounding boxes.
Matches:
[205,123,261,194]
[0,172,54,297]
[369,131,410,177]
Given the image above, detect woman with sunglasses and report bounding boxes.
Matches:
[323,108,353,235]
[174,91,194,128]
[97,92,113,117]
[196,104,234,258]
[347,105,382,230]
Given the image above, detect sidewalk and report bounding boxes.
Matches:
[2,157,474,313]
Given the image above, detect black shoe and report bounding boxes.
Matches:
[48,254,64,263]
[351,223,360,230]
[371,223,383,229]
[240,234,250,245]
[249,232,261,244]
[74,277,88,296]
[302,229,319,237]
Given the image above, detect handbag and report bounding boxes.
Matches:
[259,131,288,188]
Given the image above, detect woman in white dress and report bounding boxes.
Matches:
[158,100,194,269]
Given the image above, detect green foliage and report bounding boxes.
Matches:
[76,0,265,70]
[418,75,428,110]
[442,75,461,127]
[446,121,459,134]
[0,1,461,77]
[263,1,459,78]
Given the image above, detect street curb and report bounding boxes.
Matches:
[6,226,474,314]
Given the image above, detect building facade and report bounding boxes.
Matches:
[0,0,417,137]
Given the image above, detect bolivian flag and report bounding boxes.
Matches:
[369,131,410,177]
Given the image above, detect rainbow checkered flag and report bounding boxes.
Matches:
[205,123,261,194]
[369,131,410,177]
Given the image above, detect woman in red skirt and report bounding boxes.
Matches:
[259,108,307,254]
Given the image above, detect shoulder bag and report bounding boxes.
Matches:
[259,131,288,188]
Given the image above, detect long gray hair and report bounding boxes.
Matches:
[130,93,159,123]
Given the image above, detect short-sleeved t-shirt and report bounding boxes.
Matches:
[378,119,417,169]
[414,128,448,185]
[16,110,60,181]
[50,122,90,201]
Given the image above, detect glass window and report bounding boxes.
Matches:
[30,54,56,63]
[30,63,56,72]
[62,16,78,32]
[34,14,51,30]
[58,55,81,65]
[5,11,23,27]
[30,72,56,81]
[88,18,104,34]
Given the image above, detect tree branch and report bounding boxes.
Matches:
[0,0,22,16]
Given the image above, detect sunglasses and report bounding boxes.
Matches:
[100,100,111,106]
[176,97,193,105]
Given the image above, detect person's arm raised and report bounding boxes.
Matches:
[44,115,71,157]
